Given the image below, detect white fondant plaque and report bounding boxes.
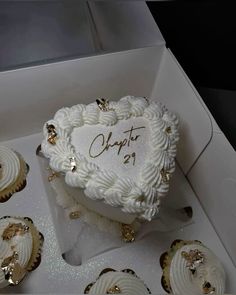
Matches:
[71,117,150,184]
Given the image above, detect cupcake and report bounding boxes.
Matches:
[84,268,151,294]
[0,216,44,288]
[160,240,225,294]
[0,146,29,203]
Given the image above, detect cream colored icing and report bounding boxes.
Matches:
[88,271,150,294]
[49,175,138,236]
[42,96,179,221]
[170,244,225,295]
[0,146,20,191]
[0,217,33,288]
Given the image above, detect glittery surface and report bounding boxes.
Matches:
[0,133,235,293]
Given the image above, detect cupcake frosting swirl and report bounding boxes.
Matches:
[170,244,225,295]
[0,146,20,191]
[86,270,151,294]
[0,217,33,288]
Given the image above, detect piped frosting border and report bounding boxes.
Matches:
[42,96,179,220]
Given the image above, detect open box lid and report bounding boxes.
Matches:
[0,1,212,175]
[0,2,164,72]
[88,2,165,51]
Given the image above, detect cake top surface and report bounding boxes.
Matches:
[42,96,179,221]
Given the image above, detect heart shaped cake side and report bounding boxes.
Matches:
[41,96,179,221]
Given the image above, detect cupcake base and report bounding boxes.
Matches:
[19,217,44,272]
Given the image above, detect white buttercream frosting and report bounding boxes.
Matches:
[49,175,140,236]
[0,217,33,288]
[87,270,151,294]
[42,96,179,221]
[0,146,20,191]
[170,244,225,295]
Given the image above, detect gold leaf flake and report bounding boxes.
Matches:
[2,223,29,241]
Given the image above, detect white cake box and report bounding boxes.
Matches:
[0,14,236,295]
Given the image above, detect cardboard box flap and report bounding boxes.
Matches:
[0,2,96,71]
[89,2,165,51]
[0,46,163,141]
[151,48,212,174]
[189,131,236,266]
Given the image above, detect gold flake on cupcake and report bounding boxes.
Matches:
[160,239,225,294]
[202,281,216,294]
[181,248,205,274]
[84,268,151,294]
[2,223,29,241]
[106,285,121,294]
[0,216,44,289]
[0,146,29,203]
[1,251,27,286]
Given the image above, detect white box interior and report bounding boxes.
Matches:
[0,45,235,293]
[88,2,165,51]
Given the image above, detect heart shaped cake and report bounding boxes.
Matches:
[41,96,179,229]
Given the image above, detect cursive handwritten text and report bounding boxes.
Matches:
[89,126,145,159]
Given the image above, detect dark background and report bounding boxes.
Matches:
[148,1,236,150]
